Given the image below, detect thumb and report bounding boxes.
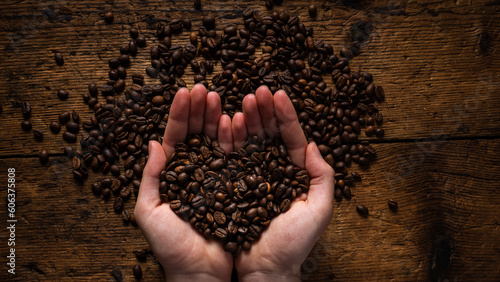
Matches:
[136,141,166,215]
[305,142,335,212]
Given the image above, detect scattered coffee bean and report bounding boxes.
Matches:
[308,4,317,17]
[63,131,77,143]
[59,112,70,124]
[39,149,49,164]
[21,101,31,117]
[388,199,398,212]
[54,52,64,65]
[121,210,131,223]
[50,121,61,133]
[136,36,146,47]
[33,129,43,141]
[21,120,32,131]
[110,268,122,282]
[129,28,139,39]
[57,90,69,100]
[104,12,114,23]
[356,204,369,217]
[132,264,142,279]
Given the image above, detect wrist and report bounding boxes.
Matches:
[164,271,231,282]
[238,270,301,282]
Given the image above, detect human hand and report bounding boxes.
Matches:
[134,84,234,281]
[233,86,335,281]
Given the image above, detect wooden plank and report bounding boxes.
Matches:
[1,139,498,281]
[1,0,500,155]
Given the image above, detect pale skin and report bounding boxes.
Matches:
[134,84,335,281]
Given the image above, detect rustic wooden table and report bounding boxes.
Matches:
[1,0,499,281]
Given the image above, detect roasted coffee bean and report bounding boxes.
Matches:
[356,204,369,217]
[136,36,146,47]
[21,101,32,117]
[66,122,79,134]
[104,11,114,23]
[194,0,201,9]
[308,4,317,17]
[57,89,69,100]
[130,28,139,39]
[39,149,49,164]
[133,248,148,260]
[63,131,77,143]
[121,210,131,223]
[132,264,142,279]
[146,66,158,78]
[33,129,43,141]
[388,199,398,212]
[21,120,32,131]
[202,15,215,29]
[215,228,227,240]
[49,121,61,134]
[54,52,64,65]
[91,182,102,195]
[110,268,122,282]
[59,111,70,124]
[113,196,123,211]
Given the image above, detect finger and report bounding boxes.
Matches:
[163,88,190,156]
[204,91,222,140]
[274,90,307,168]
[255,85,279,138]
[188,84,207,135]
[232,112,248,150]
[136,141,167,215]
[305,142,335,212]
[242,94,263,137]
[218,114,233,154]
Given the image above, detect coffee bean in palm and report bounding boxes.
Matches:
[39,149,49,164]
[388,199,398,212]
[356,204,369,217]
[54,52,64,65]
[21,120,32,131]
[33,129,43,141]
[57,89,68,100]
[59,111,70,124]
[50,121,61,133]
[21,101,31,117]
[104,11,114,23]
[308,4,317,17]
[132,264,142,279]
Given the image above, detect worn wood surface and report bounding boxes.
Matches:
[0,0,499,281]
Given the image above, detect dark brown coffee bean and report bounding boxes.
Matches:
[91,182,102,195]
[132,264,142,279]
[388,199,398,212]
[66,122,79,134]
[375,128,385,137]
[308,4,317,17]
[33,129,43,141]
[21,120,32,131]
[202,15,215,29]
[104,11,114,23]
[215,228,227,240]
[110,268,122,282]
[113,196,123,211]
[133,248,148,260]
[21,101,31,117]
[59,112,70,124]
[121,210,131,223]
[63,131,77,143]
[194,0,201,9]
[57,90,68,100]
[146,66,158,78]
[39,149,49,164]
[49,121,61,133]
[136,36,146,47]
[356,204,369,217]
[54,52,64,65]
[130,28,139,39]
[214,211,226,225]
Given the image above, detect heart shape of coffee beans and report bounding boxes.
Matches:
[159,134,309,254]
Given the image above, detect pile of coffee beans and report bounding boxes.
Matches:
[160,134,309,254]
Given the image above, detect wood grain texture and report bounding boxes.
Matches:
[0,0,499,281]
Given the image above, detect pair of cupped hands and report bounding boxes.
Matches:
[134,84,335,281]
